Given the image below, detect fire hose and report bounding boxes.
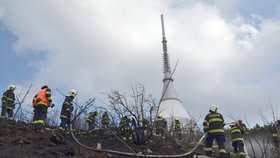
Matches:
[70,123,206,157]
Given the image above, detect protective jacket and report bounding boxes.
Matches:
[33,88,52,107]
[175,120,181,132]
[119,116,130,131]
[101,112,109,126]
[60,96,74,120]
[230,124,245,142]
[272,124,280,139]
[203,112,225,135]
[1,90,15,109]
[155,117,167,129]
[87,111,98,123]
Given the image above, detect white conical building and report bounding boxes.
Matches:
[158,15,190,124]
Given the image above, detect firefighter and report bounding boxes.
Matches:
[174,117,182,140]
[237,120,249,134]
[155,115,167,137]
[32,85,54,132]
[87,111,98,130]
[119,115,131,141]
[101,111,109,128]
[1,85,16,120]
[229,121,247,158]
[272,120,280,148]
[59,89,77,132]
[203,104,226,158]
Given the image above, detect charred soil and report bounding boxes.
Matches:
[0,120,204,158]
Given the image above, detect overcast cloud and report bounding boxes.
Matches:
[0,0,280,126]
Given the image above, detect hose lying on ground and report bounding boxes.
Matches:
[70,123,206,157]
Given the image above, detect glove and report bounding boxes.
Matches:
[203,129,208,133]
[51,103,55,108]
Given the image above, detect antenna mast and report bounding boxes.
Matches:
[161,14,171,73]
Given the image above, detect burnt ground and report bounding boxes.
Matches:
[0,120,206,158]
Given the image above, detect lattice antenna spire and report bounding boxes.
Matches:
[161,14,171,73]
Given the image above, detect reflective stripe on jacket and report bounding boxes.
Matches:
[60,96,74,120]
[230,124,244,142]
[33,88,52,106]
[1,90,15,108]
[203,112,225,134]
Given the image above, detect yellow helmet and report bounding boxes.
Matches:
[68,89,77,97]
[8,84,16,91]
[175,117,180,120]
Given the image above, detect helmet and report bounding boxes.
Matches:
[238,119,243,124]
[68,89,77,97]
[8,84,16,91]
[175,117,180,121]
[230,122,237,127]
[210,104,218,112]
[157,115,162,119]
[41,85,48,89]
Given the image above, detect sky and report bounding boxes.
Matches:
[0,0,280,127]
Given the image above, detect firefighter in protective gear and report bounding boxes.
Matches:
[101,111,109,128]
[229,121,248,158]
[119,115,131,141]
[1,85,16,120]
[87,111,98,130]
[238,120,249,135]
[271,120,280,148]
[203,104,226,158]
[174,117,182,140]
[59,89,77,132]
[32,85,53,131]
[155,115,167,136]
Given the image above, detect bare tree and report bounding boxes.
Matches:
[106,83,157,145]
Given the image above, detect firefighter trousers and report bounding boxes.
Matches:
[59,118,70,131]
[32,104,47,131]
[205,134,227,158]
[232,140,245,157]
[1,106,13,120]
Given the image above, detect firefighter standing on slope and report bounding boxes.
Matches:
[59,89,77,132]
[119,115,131,141]
[101,111,109,128]
[155,115,167,137]
[271,120,280,150]
[203,104,227,158]
[32,85,54,132]
[229,120,248,158]
[1,85,16,120]
[87,111,98,130]
[174,117,182,140]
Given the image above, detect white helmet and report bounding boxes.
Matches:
[8,84,16,91]
[210,104,218,112]
[68,89,77,97]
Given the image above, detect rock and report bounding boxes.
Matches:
[96,143,102,150]
[44,128,51,131]
[137,151,143,156]
[145,148,153,154]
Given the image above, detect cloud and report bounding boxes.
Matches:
[1,0,280,125]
